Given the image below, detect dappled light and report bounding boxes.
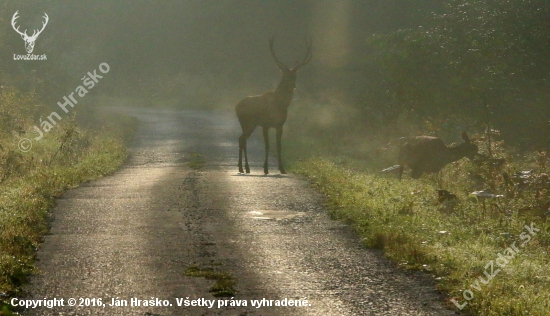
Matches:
[1,1,549,316]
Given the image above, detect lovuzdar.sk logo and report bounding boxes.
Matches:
[11,10,48,61]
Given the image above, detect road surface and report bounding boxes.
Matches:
[22,107,457,315]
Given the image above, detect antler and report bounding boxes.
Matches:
[293,38,313,71]
[11,11,27,38]
[11,11,49,40]
[269,36,289,71]
[31,13,49,39]
[269,36,313,72]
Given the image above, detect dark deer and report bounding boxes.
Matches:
[236,36,312,174]
[397,132,478,180]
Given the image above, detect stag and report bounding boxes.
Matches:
[236,36,312,174]
[396,132,478,180]
[11,11,49,54]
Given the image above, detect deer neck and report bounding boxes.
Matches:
[274,81,294,108]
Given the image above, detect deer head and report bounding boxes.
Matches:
[12,11,49,54]
[269,36,312,91]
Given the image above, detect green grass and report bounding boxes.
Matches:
[0,102,137,313]
[184,265,236,297]
[284,100,550,315]
[291,156,550,315]
[187,152,206,170]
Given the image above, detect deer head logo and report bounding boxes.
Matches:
[11,11,49,54]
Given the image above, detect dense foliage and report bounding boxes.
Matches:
[0,3,135,309]
[364,0,550,148]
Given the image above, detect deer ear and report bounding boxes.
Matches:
[461,131,470,143]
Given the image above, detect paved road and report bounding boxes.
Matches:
[22,107,457,315]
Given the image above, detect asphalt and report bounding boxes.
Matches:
[21,107,458,315]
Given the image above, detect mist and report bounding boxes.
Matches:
[2,0,548,154]
[3,4,550,314]
[2,0,441,101]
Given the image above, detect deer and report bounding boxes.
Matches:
[393,132,478,180]
[11,11,49,54]
[236,36,312,174]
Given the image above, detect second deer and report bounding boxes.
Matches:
[396,132,478,180]
[236,37,312,174]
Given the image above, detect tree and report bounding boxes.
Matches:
[366,0,550,148]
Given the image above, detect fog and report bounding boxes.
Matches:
[3,0,548,153]
[2,1,442,104]
[5,3,550,315]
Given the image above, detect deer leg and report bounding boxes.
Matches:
[262,127,270,174]
[238,133,246,173]
[276,126,286,174]
[245,127,256,173]
[239,127,255,173]
[397,165,404,180]
[243,134,250,173]
[244,143,250,173]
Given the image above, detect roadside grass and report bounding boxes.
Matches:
[289,135,550,315]
[0,93,137,313]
